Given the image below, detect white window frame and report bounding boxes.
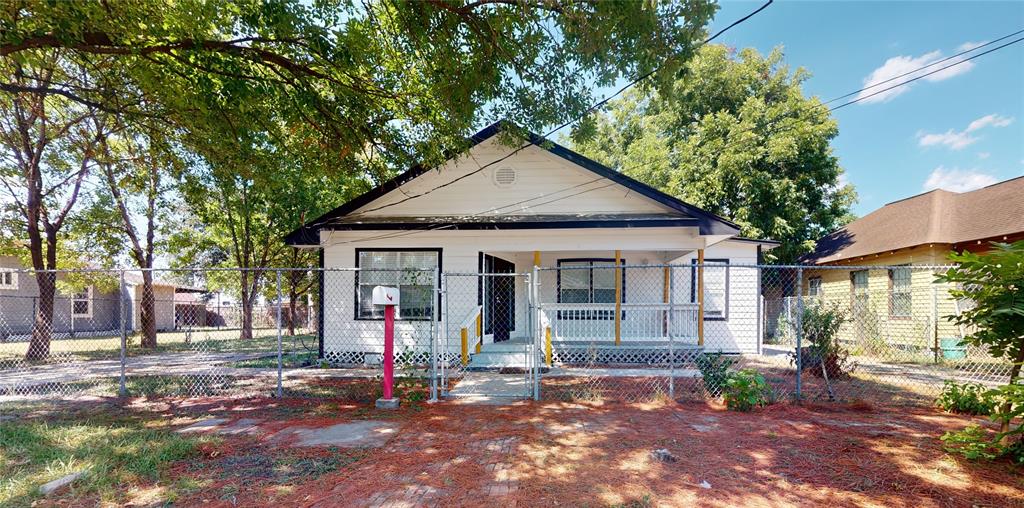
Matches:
[72,286,93,318]
[0,269,17,290]
[808,276,822,298]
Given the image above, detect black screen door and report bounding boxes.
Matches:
[483,255,516,342]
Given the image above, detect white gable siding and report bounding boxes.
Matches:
[352,139,677,218]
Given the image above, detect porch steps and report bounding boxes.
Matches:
[467,350,532,370]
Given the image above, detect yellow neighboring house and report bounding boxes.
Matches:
[799,176,1024,359]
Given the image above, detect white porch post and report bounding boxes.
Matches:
[697,249,705,347]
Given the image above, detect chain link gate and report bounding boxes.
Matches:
[437,271,537,401]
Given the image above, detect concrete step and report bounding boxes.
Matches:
[468,350,532,369]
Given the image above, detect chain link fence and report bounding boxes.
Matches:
[0,264,1012,406]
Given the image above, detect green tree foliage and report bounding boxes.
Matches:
[571,45,857,262]
[936,241,1024,441]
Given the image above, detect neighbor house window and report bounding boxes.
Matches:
[889,265,912,318]
[72,286,93,318]
[851,270,869,311]
[0,269,16,290]
[557,259,623,320]
[356,249,439,320]
[691,259,729,320]
[808,277,822,298]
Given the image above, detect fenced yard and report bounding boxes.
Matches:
[1,386,1021,507]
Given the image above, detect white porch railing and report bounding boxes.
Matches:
[540,302,699,344]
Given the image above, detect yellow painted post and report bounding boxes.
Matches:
[663,266,670,336]
[615,250,622,346]
[545,326,552,366]
[461,327,469,366]
[475,313,482,353]
[697,249,705,346]
[533,251,541,267]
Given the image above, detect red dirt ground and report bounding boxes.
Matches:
[142,392,1022,507]
[23,379,1023,507]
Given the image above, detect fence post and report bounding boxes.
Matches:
[533,265,541,401]
[668,265,675,399]
[119,270,127,397]
[931,284,939,364]
[276,270,283,398]
[430,268,440,403]
[794,266,804,402]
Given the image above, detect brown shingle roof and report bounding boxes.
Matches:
[803,176,1024,264]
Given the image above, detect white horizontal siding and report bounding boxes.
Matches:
[352,139,676,218]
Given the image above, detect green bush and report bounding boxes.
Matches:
[935,381,996,415]
[695,352,735,397]
[941,382,1024,464]
[722,369,772,412]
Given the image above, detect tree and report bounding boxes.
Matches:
[571,45,856,262]
[0,59,111,360]
[78,120,181,348]
[2,0,718,175]
[937,241,1024,439]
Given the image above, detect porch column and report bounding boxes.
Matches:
[663,266,670,336]
[533,251,541,267]
[697,249,705,346]
[615,250,622,346]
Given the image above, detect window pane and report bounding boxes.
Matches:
[560,288,589,303]
[560,264,589,289]
[358,285,381,318]
[891,267,911,290]
[73,300,89,315]
[592,288,615,303]
[892,292,912,317]
[400,285,432,318]
[592,263,616,290]
[400,251,438,270]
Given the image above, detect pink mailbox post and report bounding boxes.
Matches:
[372,286,400,410]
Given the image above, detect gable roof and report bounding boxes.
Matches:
[285,121,740,245]
[803,176,1024,264]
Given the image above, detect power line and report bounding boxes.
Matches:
[323,18,1024,250]
[823,28,1024,105]
[336,0,775,221]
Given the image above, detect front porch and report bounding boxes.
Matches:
[453,248,717,369]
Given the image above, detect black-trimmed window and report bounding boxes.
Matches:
[691,259,729,320]
[355,249,440,320]
[557,259,624,320]
[889,265,912,318]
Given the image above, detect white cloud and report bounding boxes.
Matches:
[857,46,976,104]
[923,167,997,192]
[918,113,1014,150]
[966,113,1014,132]
[918,129,978,150]
[978,152,991,159]
[957,41,986,52]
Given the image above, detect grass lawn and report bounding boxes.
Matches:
[0,402,218,507]
[0,330,317,368]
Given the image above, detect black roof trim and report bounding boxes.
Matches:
[285,121,741,245]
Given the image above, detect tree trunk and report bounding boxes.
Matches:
[239,272,254,340]
[998,349,1024,443]
[26,271,55,361]
[140,272,157,348]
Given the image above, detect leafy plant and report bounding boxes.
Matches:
[935,381,996,415]
[940,425,1004,461]
[722,369,772,412]
[695,352,736,397]
[788,300,855,401]
[941,383,1024,464]
[937,240,1024,441]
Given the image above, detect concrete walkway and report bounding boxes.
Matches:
[448,372,531,404]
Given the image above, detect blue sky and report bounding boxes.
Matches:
[581,1,1024,217]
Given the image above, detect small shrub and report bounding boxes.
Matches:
[695,352,735,397]
[941,425,1003,460]
[935,381,996,415]
[722,369,772,412]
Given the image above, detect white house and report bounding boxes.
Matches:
[285,122,776,367]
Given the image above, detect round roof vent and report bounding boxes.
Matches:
[492,167,517,188]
